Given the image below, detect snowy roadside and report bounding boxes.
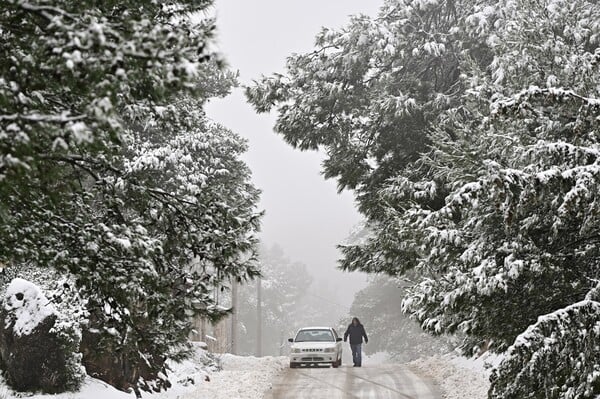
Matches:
[177,354,287,399]
[407,353,502,399]
[0,346,287,399]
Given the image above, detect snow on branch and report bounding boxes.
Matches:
[0,113,86,123]
[490,298,600,399]
[491,86,600,115]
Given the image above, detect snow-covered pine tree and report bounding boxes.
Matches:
[246,0,494,274]
[489,287,600,398]
[418,1,600,396]
[247,0,490,216]
[0,1,261,393]
[80,93,261,393]
[401,0,600,353]
[246,0,496,332]
[396,0,600,395]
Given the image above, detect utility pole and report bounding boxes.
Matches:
[231,278,238,355]
[256,277,262,357]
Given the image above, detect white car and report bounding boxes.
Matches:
[288,326,343,368]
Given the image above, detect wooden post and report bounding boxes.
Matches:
[231,278,238,355]
[256,277,262,357]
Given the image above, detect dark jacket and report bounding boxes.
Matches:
[344,323,368,345]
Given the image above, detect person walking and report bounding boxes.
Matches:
[343,317,368,367]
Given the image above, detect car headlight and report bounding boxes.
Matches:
[292,348,301,353]
[324,347,336,353]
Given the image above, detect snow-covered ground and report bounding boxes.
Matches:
[0,342,503,399]
[407,353,502,399]
[178,354,287,399]
[0,346,287,399]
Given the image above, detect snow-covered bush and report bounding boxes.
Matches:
[3,279,55,336]
[0,276,85,392]
[0,265,89,330]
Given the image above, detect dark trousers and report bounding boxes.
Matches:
[350,344,362,366]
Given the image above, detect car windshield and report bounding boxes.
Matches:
[294,329,334,342]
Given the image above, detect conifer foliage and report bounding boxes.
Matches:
[247,0,600,397]
[1,0,260,393]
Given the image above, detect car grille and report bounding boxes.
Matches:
[301,357,325,361]
[301,348,323,352]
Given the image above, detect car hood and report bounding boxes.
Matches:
[291,341,337,349]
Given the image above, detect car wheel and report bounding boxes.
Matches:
[332,360,338,368]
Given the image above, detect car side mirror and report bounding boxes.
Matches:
[336,337,342,342]
[288,338,294,343]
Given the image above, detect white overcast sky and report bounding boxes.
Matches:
[205,1,383,307]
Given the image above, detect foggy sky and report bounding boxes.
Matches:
[205,1,383,309]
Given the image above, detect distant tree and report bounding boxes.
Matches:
[247,0,600,397]
[349,275,453,362]
[237,244,312,356]
[0,0,260,393]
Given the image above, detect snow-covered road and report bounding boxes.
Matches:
[264,364,440,399]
